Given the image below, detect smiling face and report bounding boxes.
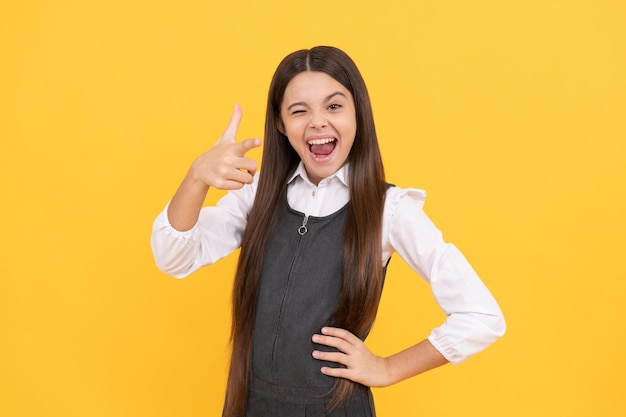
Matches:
[278,71,357,185]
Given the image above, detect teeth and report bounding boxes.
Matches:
[307,138,335,145]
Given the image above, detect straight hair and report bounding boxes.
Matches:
[223,46,387,417]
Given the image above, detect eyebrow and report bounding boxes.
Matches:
[286,91,347,111]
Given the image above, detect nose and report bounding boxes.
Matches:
[309,111,328,129]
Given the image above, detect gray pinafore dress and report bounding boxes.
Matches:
[243,196,386,417]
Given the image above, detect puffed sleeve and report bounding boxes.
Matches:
[384,187,506,364]
[150,175,258,278]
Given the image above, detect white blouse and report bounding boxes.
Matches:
[151,163,506,365]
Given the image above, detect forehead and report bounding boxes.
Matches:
[282,71,352,103]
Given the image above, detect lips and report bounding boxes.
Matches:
[307,137,337,157]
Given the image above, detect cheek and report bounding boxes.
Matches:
[286,135,305,156]
[340,122,357,143]
[337,114,357,137]
[284,121,307,144]
[282,119,301,136]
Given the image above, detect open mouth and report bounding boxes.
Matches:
[307,137,337,159]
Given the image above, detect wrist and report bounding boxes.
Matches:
[184,166,210,194]
[378,356,395,388]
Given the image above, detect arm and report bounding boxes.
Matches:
[150,105,261,277]
[312,188,505,385]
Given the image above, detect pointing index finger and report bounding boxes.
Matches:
[219,103,243,143]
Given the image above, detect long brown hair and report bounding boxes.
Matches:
[223,46,387,417]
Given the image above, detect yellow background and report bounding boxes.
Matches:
[1,1,625,416]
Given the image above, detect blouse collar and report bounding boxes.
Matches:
[287,161,350,187]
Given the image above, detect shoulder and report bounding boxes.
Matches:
[381,184,432,259]
[384,184,428,217]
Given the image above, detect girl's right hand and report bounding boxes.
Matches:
[166,104,261,231]
[189,104,262,190]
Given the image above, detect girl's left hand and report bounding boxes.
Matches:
[312,327,391,388]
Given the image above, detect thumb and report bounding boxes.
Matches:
[235,137,262,157]
[217,103,243,144]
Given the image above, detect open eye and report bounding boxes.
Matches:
[328,103,342,111]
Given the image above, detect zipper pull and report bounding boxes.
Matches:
[298,215,309,236]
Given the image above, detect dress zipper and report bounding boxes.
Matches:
[298,215,309,236]
[270,214,309,376]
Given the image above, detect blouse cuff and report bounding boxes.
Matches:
[427,311,506,365]
[427,331,464,365]
[153,202,200,238]
[151,203,202,278]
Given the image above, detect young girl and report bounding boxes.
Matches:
[151,46,505,417]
